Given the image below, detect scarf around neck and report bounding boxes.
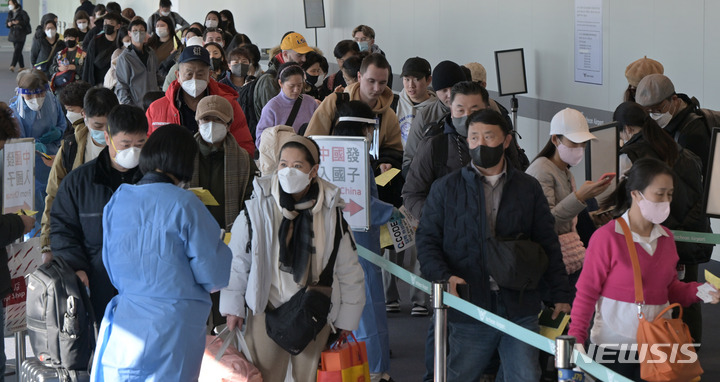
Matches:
[278,181,319,284]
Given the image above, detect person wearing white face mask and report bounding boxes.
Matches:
[6,0,30,73]
[42,86,119,261]
[146,45,256,156]
[220,135,365,382]
[148,16,183,64]
[147,0,189,36]
[50,104,147,321]
[635,74,711,176]
[191,95,256,231]
[115,19,160,108]
[526,107,611,291]
[569,158,720,380]
[73,10,91,46]
[613,101,712,346]
[190,95,256,330]
[30,19,66,78]
[11,68,68,235]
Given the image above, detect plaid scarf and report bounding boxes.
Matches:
[278,182,319,284]
[191,134,252,230]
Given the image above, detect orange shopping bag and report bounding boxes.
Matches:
[317,332,371,382]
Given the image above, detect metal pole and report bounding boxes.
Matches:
[433,281,448,382]
[556,335,584,382]
[15,330,26,373]
[511,95,519,132]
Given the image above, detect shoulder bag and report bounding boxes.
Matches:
[617,217,702,382]
[265,208,352,355]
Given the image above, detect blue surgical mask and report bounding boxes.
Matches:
[89,128,106,145]
[357,41,369,52]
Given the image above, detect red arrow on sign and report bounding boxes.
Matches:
[343,199,364,216]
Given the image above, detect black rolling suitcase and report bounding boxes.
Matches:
[20,358,90,382]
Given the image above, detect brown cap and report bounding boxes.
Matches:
[195,95,233,124]
[464,62,487,83]
[625,56,664,87]
[635,74,675,107]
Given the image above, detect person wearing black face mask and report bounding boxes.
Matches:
[301,50,327,101]
[416,108,572,382]
[82,11,123,85]
[49,28,86,87]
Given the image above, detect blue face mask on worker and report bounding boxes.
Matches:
[357,41,369,52]
[89,128,106,145]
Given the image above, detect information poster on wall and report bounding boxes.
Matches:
[2,138,35,214]
[574,0,603,85]
[311,136,370,231]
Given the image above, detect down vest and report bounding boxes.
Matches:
[146,79,256,157]
[416,164,571,322]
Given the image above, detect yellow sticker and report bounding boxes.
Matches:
[379,225,392,248]
[704,270,720,290]
[375,168,401,187]
[223,233,232,245]
[189,188,220,206]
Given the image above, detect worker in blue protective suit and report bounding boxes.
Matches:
[333,101,396,382]
[91,124,232,382]
[9,69,67,234]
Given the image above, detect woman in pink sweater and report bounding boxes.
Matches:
[569,158,719,380]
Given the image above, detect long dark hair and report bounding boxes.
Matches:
[614,101,678,166]
[610,157,674,216]
[219,10,238,36]
[147,16,182,49]
[533,135,563,163]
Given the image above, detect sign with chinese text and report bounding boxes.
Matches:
[311,136,370,231]
[2,138,35,214]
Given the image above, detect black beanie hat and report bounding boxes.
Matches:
[432,61,467,91]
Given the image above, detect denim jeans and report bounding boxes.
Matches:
[426,292,540,382]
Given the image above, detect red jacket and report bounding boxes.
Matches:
[146,79,255,156]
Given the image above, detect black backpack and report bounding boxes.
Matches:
[238,78,261,140]
[25,257,97,371]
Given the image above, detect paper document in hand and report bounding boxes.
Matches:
[189,188,220,206]
[538,307,570,340]
[375,168,400,187]
[704,270,720,290]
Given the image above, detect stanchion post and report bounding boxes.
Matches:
[15,330,26,373]
[433,281,448,382]
[556,335,584,382]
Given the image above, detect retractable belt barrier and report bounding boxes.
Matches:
[671,230,720,245]
[356,244,635,382]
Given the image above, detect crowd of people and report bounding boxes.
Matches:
[1,1,720,381]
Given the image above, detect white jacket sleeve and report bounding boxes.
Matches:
[219,212,252,318]
[330,231,366,331]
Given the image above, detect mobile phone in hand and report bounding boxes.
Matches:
[598,172,616,182]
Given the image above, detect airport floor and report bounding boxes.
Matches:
[0,47,719,382]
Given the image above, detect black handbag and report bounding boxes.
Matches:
[265,208,350,355]
[478,183,548,292]
[485,235,548,291]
